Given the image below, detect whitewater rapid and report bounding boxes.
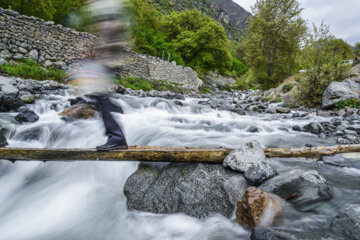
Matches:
[0,93,357,240]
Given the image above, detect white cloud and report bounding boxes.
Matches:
[233,0,360,45]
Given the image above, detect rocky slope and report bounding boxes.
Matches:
[150,0,251,41]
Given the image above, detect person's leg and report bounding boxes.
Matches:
[94,95,128,150]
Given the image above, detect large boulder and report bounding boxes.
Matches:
[322,79,360,110]
[59,104,96,119]
[259,169,331,210]
[330,204,360,240]
[303,122,324,134]
[0,95,24,112]
[124,163,248,218]
[15,109,39,123]
[223,141,278,186]
[1,84,19,97]
[236,187,283,228]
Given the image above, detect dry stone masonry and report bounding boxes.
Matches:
[0,8,97,68]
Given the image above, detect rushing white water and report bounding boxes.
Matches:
[0,93,359,239]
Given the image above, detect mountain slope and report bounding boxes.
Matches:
[149,0,251,41]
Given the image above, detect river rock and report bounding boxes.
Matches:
[236,187,283,228]
[1,84,19,97]
[330,204,360,240]
[223,141,278,186]
[276,107,291,114]
[20,94,36,104]
[322,79,360,110]
[0,95,24,112]
[322,155,350,167]
[124,163,248,218]
[15,109,39,123]
[59,104,96,119]
[0,131,7,147]
[260,169,331,210]
[303,122,324,134]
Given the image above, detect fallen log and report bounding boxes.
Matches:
[0,144,359,163]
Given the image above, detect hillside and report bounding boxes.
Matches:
[149,0,251,41]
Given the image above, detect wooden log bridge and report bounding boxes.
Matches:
[0,144,359,163]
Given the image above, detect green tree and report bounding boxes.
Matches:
[354,42,360,56]
[51,0,86,26]
[296,23,351,107]
[0,0,55,21]
[162,9,232,73]
[127,0,183,64]
[328,38,353,60]
[239,0,307,89]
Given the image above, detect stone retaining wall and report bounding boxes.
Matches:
[0,8,98,68]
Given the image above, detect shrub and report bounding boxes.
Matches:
[333,99,360,111]
[282,84,294,93]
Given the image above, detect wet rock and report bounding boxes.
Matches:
[322,78,360,110]
[336,138,351,144]
[1,84,19,97]
[330,204,360,240]
[223,141,277,186]
[247,126,260,133]
[292,125,302,132]
[0,95,24,112]
[15,109,39,123]
[276,107,291,114]
[244,163,278,186]
[322,155,350,167]
[260,169,331,210]
[303,122,324,134]
[0,131,8,147]
[20,94,36,104]
[236,187,283,228]
[124,163,248,218]
[59,104,96,119]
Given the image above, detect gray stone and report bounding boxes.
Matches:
[322,79,360,109]
[223,141,266,172]
[18,47,27,54]
[322,155,350,167]
[303,122,324,134]
[0,58,7,65]
[276,107,291,113]
[20,94,36,104]
[12,53,23,60]
[1,84,19,97]
[124,163,248,218]
[0,131,8,147]
[15,109,39,123]
[44,60,53,67]
[28,49,39,61]
[330,204,360,240]
[247,126,260,132]
[251,227,342,240]
[0,95,24,112]
[260,169,331,210]
[244,162,278,186]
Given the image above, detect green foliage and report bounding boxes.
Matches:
[238,0,307,89]
[328,38,353,60]
[355,42,360,56]
[296,23,351,107]
[231,58,248,77]
[198,84,212,94]
[233,68,258,90]
[114,76,183,92]
[333,99,360,111]
[162,9,232,74]
[0,59,64,81]
[282,84,294,93]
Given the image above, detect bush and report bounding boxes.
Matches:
[334,99,360,111]
[114,76,183,92]
[0,59,64,81]
[282,84,294,93]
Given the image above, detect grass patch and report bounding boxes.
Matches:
[282,83,294,93]
[0,59,64,82]
[114,76,184,93]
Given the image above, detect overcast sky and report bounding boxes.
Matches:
[233,0,360,45]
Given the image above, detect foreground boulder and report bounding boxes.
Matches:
[330,204,360,240]
[322,78,360,110]
[0,95,24,112]
[59,104,96,119]
[124,163,248,218]
[223,141,278,186]
[236,187,283,228]
[260,169,331,210]
[15,109,39,123]
[303,122,324,134]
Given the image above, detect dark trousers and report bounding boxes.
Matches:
[88,95,128,146]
